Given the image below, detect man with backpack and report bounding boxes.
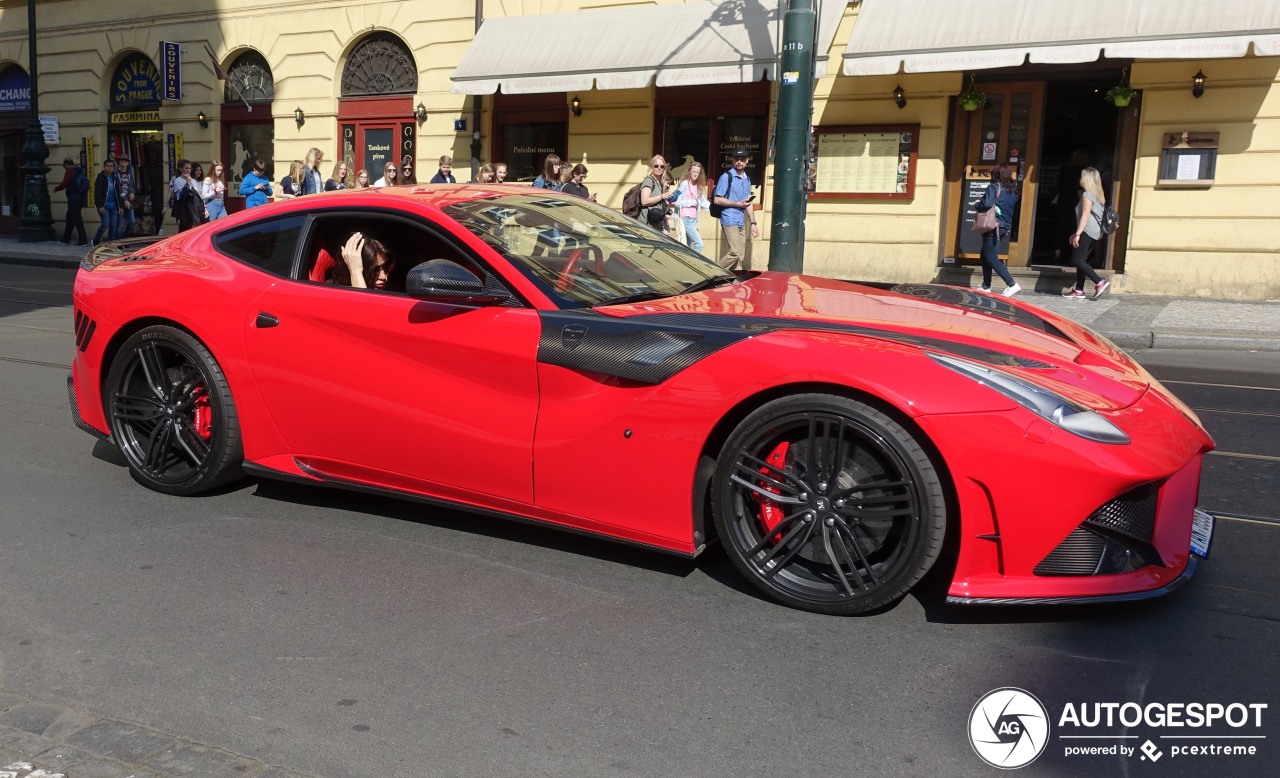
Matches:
[712,149,758,270]
[54,157,90,246]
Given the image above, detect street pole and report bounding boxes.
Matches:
[19,0,54,243]
[767,0,815,273]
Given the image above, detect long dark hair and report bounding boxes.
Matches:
[991,162,1017,192]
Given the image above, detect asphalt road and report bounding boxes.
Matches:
[1,264,1276,778]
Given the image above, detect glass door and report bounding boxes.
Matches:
[954,82,1044,267]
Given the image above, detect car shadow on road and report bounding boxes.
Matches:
[247,476,706,578]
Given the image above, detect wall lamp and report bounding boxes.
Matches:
[893,84,906,109]
[571,95,582,117]
[294,106,305,128]
[1192,69,1206,98]
[197,111,208,129]
[415,102,428,125]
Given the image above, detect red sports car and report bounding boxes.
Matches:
[69,186,1216,615]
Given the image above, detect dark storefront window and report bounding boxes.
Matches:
[656,82,769,193]
[501,122,567,182]
[222,51,275,211]
[492,92,569,184]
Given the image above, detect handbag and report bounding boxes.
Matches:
[972,183,1000,234]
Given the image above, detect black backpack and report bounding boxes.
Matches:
[708,172,729,219]
[1097,204,1120,235]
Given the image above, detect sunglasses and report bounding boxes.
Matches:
[653,164,667,169]
[402,167,412,173]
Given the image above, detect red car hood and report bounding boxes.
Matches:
[599,273,1151,410]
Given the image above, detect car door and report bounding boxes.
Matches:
[236,208,541,506]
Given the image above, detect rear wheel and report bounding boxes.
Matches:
[106,325,242,495]
[711,394,946,615]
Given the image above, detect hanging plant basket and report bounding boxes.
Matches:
[958,75,987,112]
[1105,68,1137,107]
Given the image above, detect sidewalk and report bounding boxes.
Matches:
[3,236,1277,351]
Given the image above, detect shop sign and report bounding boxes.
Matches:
[85,137,96,209]
[109,110,162,125]
[161,42,181,101]
[110,53,162,109]
[39,115,59,144]
[0,66,30,112]
[167,133,177,179]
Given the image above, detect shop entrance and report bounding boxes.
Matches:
[945,68,1136,273]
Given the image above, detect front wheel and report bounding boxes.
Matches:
[106,325,242,496]
[711,394,947,615]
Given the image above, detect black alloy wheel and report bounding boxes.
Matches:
[106,325,242,496]
[712,394,947,615]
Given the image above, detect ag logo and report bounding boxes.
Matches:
[968,687,1050,769]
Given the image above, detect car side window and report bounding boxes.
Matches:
[298,212,523,305]
[213,214,307,277]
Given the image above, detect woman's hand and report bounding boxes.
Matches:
[342,233,368,288]
[1069,232,1081,248]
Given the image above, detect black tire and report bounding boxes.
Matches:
[711,394,946,615]
[105,325,242,496]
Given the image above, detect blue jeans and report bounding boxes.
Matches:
[980,229,1014,288]
[206,199,227,221]
[119,205,135,239]
[682,216,704,253]
[94,207,120,244]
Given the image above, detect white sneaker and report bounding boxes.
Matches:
[979,286,991,293]
[1002,283,1022,297]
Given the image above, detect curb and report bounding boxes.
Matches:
[0,254,84,271]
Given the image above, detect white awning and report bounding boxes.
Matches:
[843,0,1280,76]
[452,1,849,95]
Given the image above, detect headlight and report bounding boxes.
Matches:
[928,352,1130,445]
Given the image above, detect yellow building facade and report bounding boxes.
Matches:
[1,0,1276,299]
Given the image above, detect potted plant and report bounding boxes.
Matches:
[1105,68,1137,107]
[958,76,987,111]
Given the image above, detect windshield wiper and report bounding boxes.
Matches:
[679,275,737,296]
[596,290,671,307]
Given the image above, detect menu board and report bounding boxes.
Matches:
[809,124,918,200]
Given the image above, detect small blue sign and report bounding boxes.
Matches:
[0,66,31,113]
[161,42,181,101]
[454,118,467,132]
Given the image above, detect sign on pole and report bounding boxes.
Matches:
[161,41,181,100]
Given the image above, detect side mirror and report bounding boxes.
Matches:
[406,259,511,303]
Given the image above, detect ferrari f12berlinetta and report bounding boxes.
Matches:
[70,186,1215,615]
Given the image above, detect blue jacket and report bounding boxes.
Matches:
[239,172,272,208]
[977,182,1018,231]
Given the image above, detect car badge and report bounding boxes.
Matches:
[562,324,588,350]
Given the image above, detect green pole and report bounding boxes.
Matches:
[767,0,816,273]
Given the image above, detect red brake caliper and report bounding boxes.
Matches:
[192,384,213,440]
[752,441,791,536]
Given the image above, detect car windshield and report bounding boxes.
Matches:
[442,193,733,309]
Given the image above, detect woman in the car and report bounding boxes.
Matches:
[336,231,397,290]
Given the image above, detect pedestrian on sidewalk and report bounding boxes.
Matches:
[201,160,229,221]
[92,159,122,245]
[428,155,452,184]
[54,157,90,246]
[239,158,273,207]
[326,159,352,191]
[171,159,204,232]
[560,164,595,201]
[975,162,1021,296]
[115,153,137,239]
[713,149,757,270]
[474,162,496,183]
[1064,167,1111,300]
[532,154,562,190]
[494,162,509,183]
[675,161,710,254]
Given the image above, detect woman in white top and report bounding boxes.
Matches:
[200,160,228,221]
[1063,167,1110,300]
[373,162,398,188]
[674,161,710,254]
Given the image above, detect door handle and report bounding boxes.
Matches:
[255,312,280,328]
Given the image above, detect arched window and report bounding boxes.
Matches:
[224,51,275,105]
[341,33,418,96]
